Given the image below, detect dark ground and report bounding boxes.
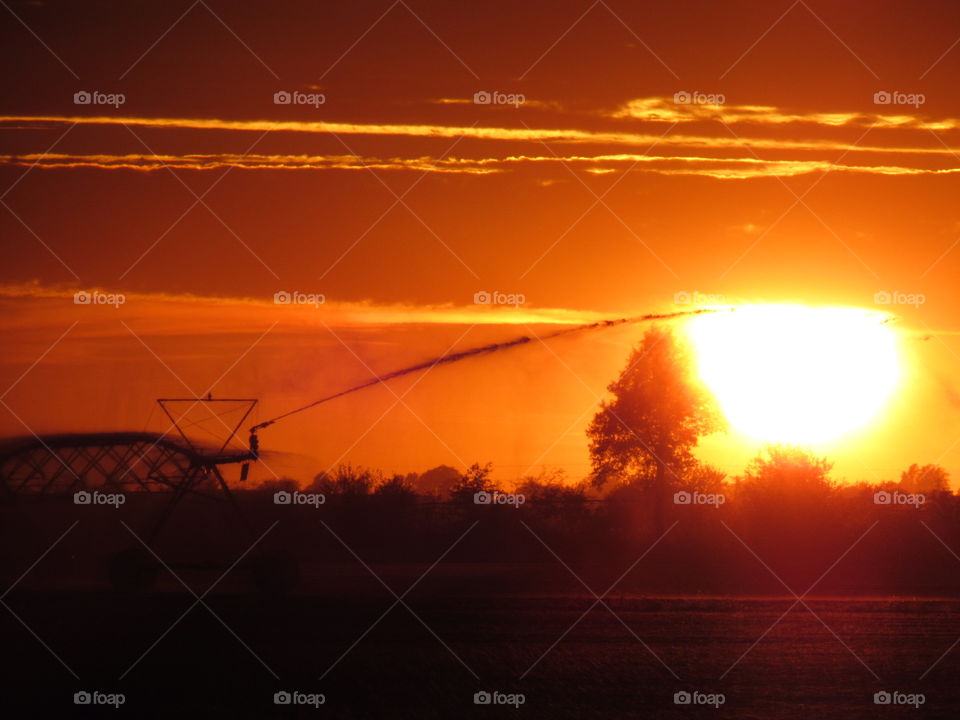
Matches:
[3,578,960,717]
[3,497,960,718]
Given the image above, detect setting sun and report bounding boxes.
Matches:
[686,305,901,445]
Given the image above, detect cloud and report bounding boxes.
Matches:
[432,97,561,111]
[6,114,960,157]
[0,283,608,337]
[0,152,501,174]
[7,151,959,180]
[611,97,957,131]
[4,109,960,180]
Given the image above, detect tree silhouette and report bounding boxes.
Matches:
[586,326,721,529]
[374,474,417,498]
[686,463,727,494]
[449,462,498,504]
[414,464,461,500]
[900,463,950,494]
[741,445,833,490]
[308,464,376,496]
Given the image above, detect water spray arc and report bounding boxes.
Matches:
[242,308,719,471]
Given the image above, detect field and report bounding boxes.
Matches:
[3,496,960,717]
[4,565,960,718]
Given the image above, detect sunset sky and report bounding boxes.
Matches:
[3,0,960,486]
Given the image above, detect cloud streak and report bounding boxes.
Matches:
[611,97,955,131]
[4,105,960,180]
[5,151,960,180]
[0,283,609,335]
[5,113,960,157]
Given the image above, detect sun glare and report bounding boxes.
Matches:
[686,304,901,445]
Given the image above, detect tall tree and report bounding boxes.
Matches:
[587,326,721,528]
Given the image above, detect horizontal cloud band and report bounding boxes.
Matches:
[4,105,960,180]
[4,151,960,180]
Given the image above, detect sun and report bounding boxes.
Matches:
[685,304,901,445]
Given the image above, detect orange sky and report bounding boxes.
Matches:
[2,0,960,486]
